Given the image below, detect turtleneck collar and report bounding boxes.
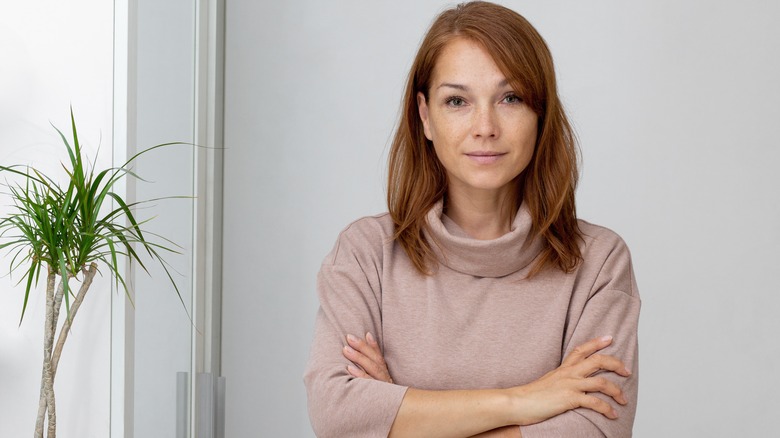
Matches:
[423,199,543,278]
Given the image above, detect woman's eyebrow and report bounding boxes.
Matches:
[436,79,511,92]
[438,82,469,91]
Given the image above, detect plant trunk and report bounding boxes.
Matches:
[33,263,97,437]
[46,373,56,438]
[51,263,98,377]
[34,268,58,438]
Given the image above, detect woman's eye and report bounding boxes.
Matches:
[503,94,522,104]
[445,96,466,107]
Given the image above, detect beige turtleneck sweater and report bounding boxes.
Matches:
[304,201,641,437]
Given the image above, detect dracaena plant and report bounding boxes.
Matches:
[0,110,185,438]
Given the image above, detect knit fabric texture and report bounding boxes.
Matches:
[304,200,641,437]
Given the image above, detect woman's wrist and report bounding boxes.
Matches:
[474,388,525,430]
[502,385,529,426]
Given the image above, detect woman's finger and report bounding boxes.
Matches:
[578,376,628,405]
[366,332,380,349]
[343,334,393,383]
[576,353,631,378]
[342,344,375,376]
[560,336,613,367]
[347,333,388,370]
[346,364,369,379]
[576,393,618,419]
[347,333,393,381]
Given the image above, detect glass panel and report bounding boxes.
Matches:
[131,0,196,436]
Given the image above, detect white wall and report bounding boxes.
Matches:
[221,0,780,436]
[0,1,113,436]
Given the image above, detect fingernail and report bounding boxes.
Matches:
[366,332,375,343]
[611,409,619,418]
[343,345,356,354]
[600,335,613,343]
[624,367,632,376]
[346,364,359,375]
[346,334,358,343]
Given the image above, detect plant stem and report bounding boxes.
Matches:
[50,274,68,351]
[35,366,47,438]
[34,268,57,438]
[46,378,56,437]
[33,264,97,437]
[51,263,98,378]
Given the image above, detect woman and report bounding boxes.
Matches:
[304,2,640,437]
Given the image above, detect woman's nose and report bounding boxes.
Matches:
[472,106,498,139]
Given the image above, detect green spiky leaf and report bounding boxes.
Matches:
[0,110,191,325]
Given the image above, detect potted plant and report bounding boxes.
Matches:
[0,110,185,438]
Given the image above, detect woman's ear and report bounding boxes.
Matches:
[417,92,433,141]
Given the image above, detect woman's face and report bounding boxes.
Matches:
[418,37,538,201]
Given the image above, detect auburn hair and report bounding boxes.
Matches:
[387,1,583,276]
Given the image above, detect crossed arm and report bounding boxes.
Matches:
[343,333,630,438]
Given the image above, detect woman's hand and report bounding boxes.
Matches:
[342,332,394,383]
[508,335,631,425]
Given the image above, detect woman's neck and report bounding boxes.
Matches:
[443,184,519,240]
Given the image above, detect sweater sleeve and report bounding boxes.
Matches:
[303,221,408,437]
[521,233,641,438]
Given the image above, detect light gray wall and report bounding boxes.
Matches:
[221,1,780,436]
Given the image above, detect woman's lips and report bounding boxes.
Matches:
[465,152,506,164]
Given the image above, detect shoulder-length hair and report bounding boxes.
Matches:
[387,1,582,276]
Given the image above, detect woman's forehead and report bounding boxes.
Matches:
[429,38,510,91]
